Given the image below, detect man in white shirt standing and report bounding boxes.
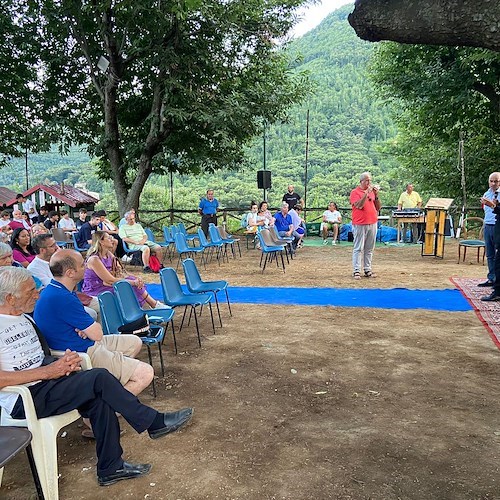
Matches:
[15,193,38,223]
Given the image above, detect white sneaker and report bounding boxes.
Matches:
[154,301,171,309]
[121,255,132,263]
[322,240,328,245]
[332,240,336,245]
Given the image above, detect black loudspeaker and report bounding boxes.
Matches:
[257,170,272,189]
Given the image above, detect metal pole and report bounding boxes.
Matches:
[25,132,29,190]
[169,170,174,225]
[304,109,310,221]
[263,121,267,201]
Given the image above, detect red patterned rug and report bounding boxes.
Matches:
[451,277,500,349]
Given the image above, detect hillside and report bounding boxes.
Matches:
[1,4,402,212]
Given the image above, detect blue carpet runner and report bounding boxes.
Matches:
[146,284,471,312]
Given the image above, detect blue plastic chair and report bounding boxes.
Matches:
[112,280,177,349]
[163,226,175,246]
[197,228,223,265]
[177,222,199,246]
[217,226,241,258]
[97,291,166,397]
[72,232,89,253]
[145,228,169,248]
[174,232,206,271]
[182,258,231,327]
[257,230,286,273]
[122,239,140,259]
[159,267,215,346]
[208,224,229,263]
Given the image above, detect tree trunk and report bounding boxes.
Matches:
[348,0,500,52]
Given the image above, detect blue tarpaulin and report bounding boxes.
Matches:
[146,285,471,312]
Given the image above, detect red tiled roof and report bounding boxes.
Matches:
[0,187,17,206]
[5,183,99,208]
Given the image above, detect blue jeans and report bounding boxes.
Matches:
[484,224,496,282]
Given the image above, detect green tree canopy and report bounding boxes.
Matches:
[4,0,313,213]
[369,43,500,202]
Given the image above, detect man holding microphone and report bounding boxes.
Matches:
[350,172,381,280]
[478,172,500,288]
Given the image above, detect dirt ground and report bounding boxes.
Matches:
[3,238,500,500]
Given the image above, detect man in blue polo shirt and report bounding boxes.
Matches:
[34,249,153,396]
[198,189,219,237]
[274,202,299,250]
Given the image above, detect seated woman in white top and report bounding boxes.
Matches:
[58,210,77,231]
[246,202,266,233]
[257,201,275,228]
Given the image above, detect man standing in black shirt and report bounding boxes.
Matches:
[282,185,302,210]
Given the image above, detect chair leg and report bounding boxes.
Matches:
[166,320,178,354]
[26,444,44,500]
[145,344,156,398]
[280,251,286,273]
[224,289,232,316]
[157,342,165,377]
[214,293,222,327]
[208,302,215,334]
[179,305,188,331]
[262,253,269,273]
[192,306,202,347]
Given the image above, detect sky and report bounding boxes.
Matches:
[293,0,353,38]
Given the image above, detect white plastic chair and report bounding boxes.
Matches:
[0,352,92,500]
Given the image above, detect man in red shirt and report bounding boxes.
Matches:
[349,172,381,279]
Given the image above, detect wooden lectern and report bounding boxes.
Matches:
[422,198,454,258]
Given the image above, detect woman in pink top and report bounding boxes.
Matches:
[10,228,36,267]
[82,231,166,309]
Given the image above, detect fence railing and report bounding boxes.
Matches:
[107,204,483,236]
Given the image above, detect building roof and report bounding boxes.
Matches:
[0,187,17,206]
[5,183,99,208]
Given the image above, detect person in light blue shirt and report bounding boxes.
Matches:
[198,189,219,237]
[478,172,500,287]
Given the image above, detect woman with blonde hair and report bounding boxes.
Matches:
[82,231,166,309]
[31,223,49,237]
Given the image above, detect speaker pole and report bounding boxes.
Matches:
[304,109,310,221]
[263,121,267,201]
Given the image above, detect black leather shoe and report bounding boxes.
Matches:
[148,407,193,439]
[481,293,500,302]
[98,462,151,486]
[477,280,495,287]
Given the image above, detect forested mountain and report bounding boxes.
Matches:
[1,4,407,213]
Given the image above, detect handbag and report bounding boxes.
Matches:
[117,314,150,336]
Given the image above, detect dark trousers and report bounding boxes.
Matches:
[201,214,217,237]
[11,368,157,476]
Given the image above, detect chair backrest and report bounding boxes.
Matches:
[182,258,203,293]
[174,232,190,253]
[72,232,86,252]
[145,227,156,242]
[112,280,145,323]
[170,225,179,237]
[271,225,281,239]
[51,228,69,243]
[260,228,281,248]
[163,226,174,244]
[461,216,485,241]
[197,228,211,247]
[98,291,124,334]
[208,223,223,244]
[178,222,188,236]
[159,267,185,303]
